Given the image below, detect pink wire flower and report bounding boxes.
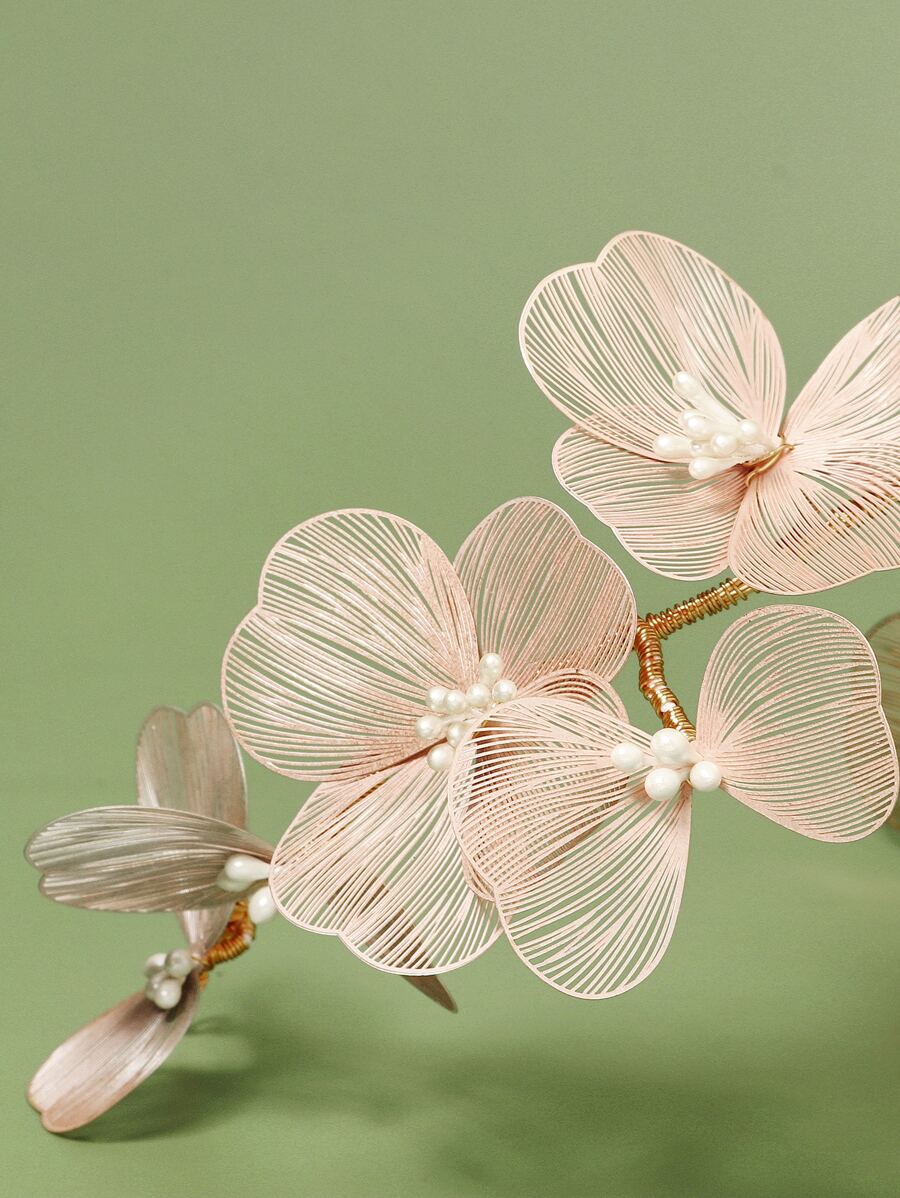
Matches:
[520,230,900,590]
[449,605,898,1000]
[221,497,636,975]
[868,612,900,827]
[26,704,274,1133]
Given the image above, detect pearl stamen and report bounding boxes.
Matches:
[420,653,517,771]
[610,734,723,802]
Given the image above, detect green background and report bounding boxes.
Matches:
[4,3,899,1195]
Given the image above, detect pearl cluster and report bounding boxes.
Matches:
[143,947,194,1010]
[417,653,518,771]
[653,372,781,481]
[216,853,278,924]
[610,728,722,802]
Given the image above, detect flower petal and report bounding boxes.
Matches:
[136,703,248,952]
[695,606,898,841]
[270,758,499,973]
[449,698,691,999]
[26,806,273,913]
[28,976,198,1133]
[222,510,479,781]
[520,231,785,454]
[731,299,900,593]
[868,613,900,828]
[555,427,746,580]
[453,497,636,687]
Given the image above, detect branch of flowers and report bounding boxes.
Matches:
[634,577,756,735]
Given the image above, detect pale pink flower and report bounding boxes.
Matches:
[221,497,636,975]
[449,605,898,999]
[868,612,900,827]
[521,230,900,591]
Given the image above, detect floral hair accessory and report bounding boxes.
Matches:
[449,605,898,999]
[868,612,900,828]
[221,497,636,976]
[26,704,454,1134]
[520,230,900,591]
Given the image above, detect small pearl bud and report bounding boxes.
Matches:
[144,969,167,997]
[143,952,167,977]
[445,722,466,747]
[688,456,723,481]
[654,434,690,459]
[738,419,761,444]
[710,432,737,457]
[427,743,455,771]
[415,713,442,740]
[650,728,692,767]
[427,686,448,712]
[164,949,194,979]
[644,767,684,802]
[479,653,503,683]
[610,742,644,773]
[689,760,722,792]
[444,689,467,715]
[248,886,277,924]
[466,682,492,708]
[673,372,703,400]
[684,413,712,438]
[492,679,517,703]
[152,978,183,1010]
[224,854,271,884]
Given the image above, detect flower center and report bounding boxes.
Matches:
[215,853,276,925]
[143,947,194,1010]
[416,652,518,771]
[653,372,783,481]
[610,727,722,801]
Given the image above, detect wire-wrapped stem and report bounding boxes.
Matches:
[196,899,256,988]
[634,577,756,735]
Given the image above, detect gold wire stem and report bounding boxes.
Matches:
[633,576,756,735]
[196,899,257,989]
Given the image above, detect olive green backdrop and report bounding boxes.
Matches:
[3,3,898,1196]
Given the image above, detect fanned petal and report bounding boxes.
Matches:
[453,497,636,686]
[28,975,198,1133]
[731,299,900,593]
[137,703,248,951]
[449,699,691,999]
[520,231,785,454]
[695,606,898,841]
[868,613,900,828]
[270,759,500,974]
[27,806,273,911]
[222,510,479,781]
[555,428,746,580]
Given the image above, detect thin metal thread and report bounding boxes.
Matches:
[634,577,756,735]
[196,900,256,988]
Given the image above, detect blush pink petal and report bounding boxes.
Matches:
[868,613,900,827]
[222,509,479,782]
[520,230,785,454]
[453,497,637,687]
[270,758,500,974]
[449,698,690,999]
[26,806,273,912]
[730,298,900,593]
[554,427,746,581]
[28,975,199,1134]
[136,703,249,952]
[695,606,898,841]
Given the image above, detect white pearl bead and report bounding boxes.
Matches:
[710,432,737,457]
[427,742,455,771]
[738,419,761,444]
[224,854,271,884]
[445,721,466,747]
[610,742,644,773]
[492,678,517,703]
[466,682,491,708]
[444,689,467,715]
[143,952,167,977]
[673,372,703,400]
[644,767,684,802]
[152,978,183,1010]
[427,686,448,712]
[650,728,692,767]
[415,713,442,740]
[144,969,167,996]
[248,885,277,924]
[164,949,194,979]
[689,760,722,792]
[479,652,503,682]
[684,413,712,438]
[688,456,721,481]
[654,433,690,459]
[216,870,248,893]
